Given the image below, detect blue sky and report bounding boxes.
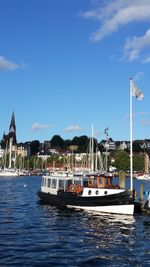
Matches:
[0,0,150,143]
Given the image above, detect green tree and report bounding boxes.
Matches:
[77,135,89,152]
[50,135,64,148]
[30,140,40,156]
[115,151,130,171]
[29,156,34,169]
[98,143,105,153]
[63,139,71,149]
[133,141,142,153]
[133,154,144,172]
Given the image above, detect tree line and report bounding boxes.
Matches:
[26,135,146,173]
[29,135,147,156]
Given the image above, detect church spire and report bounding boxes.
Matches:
[9,111,16,133]
[9,111,17,145]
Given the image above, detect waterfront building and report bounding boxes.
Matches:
[44,140,51,153]
[17,145,27,157]
[119,141,128,150]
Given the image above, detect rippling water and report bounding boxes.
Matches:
[0,176,150,266]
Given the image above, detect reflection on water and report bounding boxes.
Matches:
[39,204,150,266]
[0,176,150,266]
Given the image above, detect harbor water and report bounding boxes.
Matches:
[0,176,150,266]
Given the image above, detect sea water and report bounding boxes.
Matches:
[0,176,150,266]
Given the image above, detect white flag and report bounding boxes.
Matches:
[131,79,144,100]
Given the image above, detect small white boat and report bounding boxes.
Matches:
[0,168,19,177]
[134,173,150,180]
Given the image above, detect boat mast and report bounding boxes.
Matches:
[4,141,8,169]
[104,127,109,172]
[91,125,94,173]
[9,137,13,169]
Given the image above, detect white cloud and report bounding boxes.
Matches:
[123,29,150,61]
[64,125,83,132]
[81,1,150,42]
[32,123,52,131]
[0,56,21,70]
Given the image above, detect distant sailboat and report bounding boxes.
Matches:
[0,138,18,176]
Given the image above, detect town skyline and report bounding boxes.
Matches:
[1,111,150,145]
[1,111,150,149]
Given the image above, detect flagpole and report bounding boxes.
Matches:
[130,78,133,191]
[91,124,94,173]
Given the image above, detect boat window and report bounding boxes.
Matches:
[93,178,98,187]
[88,178,93,186]
[88,177,98,187]
[48,179,51,188]
[66,180,72,190]
[106,178,109,185]
[45,179,47,187]
[51,179,57,188]
[41,177,44,186]
[88,190,92,195]
[83,178,88,187]
[59,179,64,189]
[42,178,47,187]
[83,180,88,187]
[96,190,99,195]
[74,180,81,186]
[99,178,103,184]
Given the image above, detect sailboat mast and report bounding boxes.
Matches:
[91,125,94,173]
[9,137,13,169]
[104,128,109,172]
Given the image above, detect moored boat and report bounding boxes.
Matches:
[0,168,19,177]
[37,172,135,215]
[134,173,150,180]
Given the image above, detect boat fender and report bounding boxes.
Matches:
[79,185,83,193]
[69,184,76,192]
[75,184,79,193]
[75,184,83,194]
